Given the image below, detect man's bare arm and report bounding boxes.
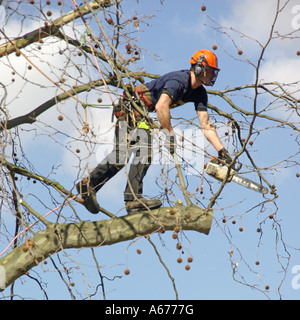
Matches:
[197,110,224,152]
[155,93,174,134]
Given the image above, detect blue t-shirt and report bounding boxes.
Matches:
[145,69,208,112]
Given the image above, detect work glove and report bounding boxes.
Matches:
[164,133,177,155]
[218,148,232,165]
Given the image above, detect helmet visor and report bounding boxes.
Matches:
[204,67,219,86]
[209,68,219,86]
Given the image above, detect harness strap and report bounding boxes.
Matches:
[135,84,154,111]
[113,84,154,121]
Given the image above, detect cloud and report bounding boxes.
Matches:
[220,0,299,49]
[218,0,300,91]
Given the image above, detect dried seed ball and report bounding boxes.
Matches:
[159,227,165,234]
[76,149,80,153]
[124,269,130,275]
[249,141,253,145]
[177,257,183,263]
[201,5,206,11]
[97,97,103,103]
[27,240,34,248]
[70,282,75,287]
[255,261,260,265]
[172,233,178,240]
[46,0,51,4]
[187,256,193,263]
[238,49,243,55]
[169,208,176,215]
[30,0,34,4]
[297,51,300,56]
[232,220,236,224]
[296,173,300,178]
[47,11,52,17]
[176,242,182,250]
[174,226,180,233]
[22,246,29,252]
[239,227,243,232]
[185,264,191,271]
[265,285,270,290]
[58,115,63,121]
[212,44,218,50]
[57,1,62,5]
[136,249,142,254]
[106,17,113,25]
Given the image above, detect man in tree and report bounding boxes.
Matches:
[76,49,232,214]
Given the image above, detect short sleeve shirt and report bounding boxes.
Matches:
[144,69,208,112]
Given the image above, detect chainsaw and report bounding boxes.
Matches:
[205,157,268,194]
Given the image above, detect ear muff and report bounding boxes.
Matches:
[192,54,206,77]
[193,63,203,77]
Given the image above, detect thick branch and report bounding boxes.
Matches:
[0,0,113,58]
[0,79,109,131]
[0,205,213,290]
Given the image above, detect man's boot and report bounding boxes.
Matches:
[125,197,162,214]
[76,180,100,214]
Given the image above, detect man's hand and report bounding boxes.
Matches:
[218,148,232,165]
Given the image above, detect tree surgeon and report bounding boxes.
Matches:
[76,49,232,214]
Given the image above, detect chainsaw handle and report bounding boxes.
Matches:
[209,157,219,164]
[209,156,242,172]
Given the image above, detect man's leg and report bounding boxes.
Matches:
[77,121,128,213]
[124,127,162,213]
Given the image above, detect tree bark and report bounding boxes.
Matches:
[0,204,213,291]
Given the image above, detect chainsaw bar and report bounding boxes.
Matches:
[205,162,268,194]
[231,173,268,194]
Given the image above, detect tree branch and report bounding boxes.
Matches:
[0,204,213,290]
[0,0,113,58]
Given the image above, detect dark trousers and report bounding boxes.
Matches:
[88,121,152,201]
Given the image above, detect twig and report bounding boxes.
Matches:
[146,235,179,300]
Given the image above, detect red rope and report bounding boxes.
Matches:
[0,195,76,257]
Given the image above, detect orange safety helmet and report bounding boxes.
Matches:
[190,49,220,86]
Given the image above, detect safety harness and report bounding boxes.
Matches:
[113,84,154,130]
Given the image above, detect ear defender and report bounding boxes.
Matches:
[193,63,203,76]
[192,54,206,77]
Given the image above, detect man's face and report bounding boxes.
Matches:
[201,67,219,86]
